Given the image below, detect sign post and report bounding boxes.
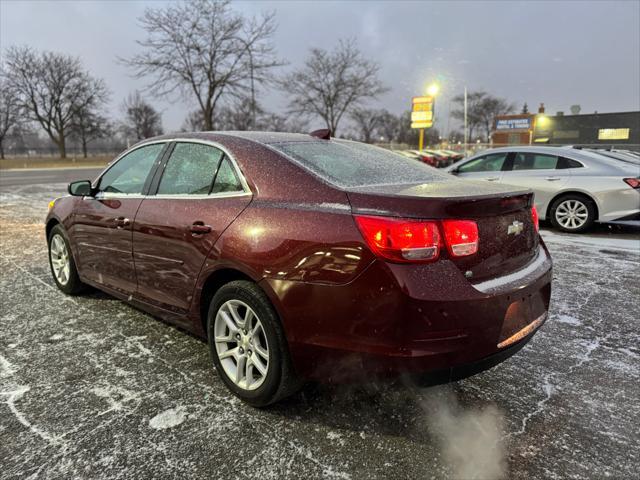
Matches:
[411,96,434,150]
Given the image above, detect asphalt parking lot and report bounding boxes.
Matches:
[1,181,639,479]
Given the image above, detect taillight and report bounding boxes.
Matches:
[442,220,479,257]
[624,178,640,189]
[355,216,481,263]
[354,216,440,263]
[531,205,539,232]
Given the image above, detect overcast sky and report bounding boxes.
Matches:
[2,0,639,134]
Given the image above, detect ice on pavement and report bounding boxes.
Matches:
[541,230,640,253]
[149,406,188,430]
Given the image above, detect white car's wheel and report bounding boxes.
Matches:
[550,195,596,233]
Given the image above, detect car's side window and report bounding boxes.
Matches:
[157,143,224,195]
[98,143,164,194]
[211,157,243,194]
[458,153,508,173]
[557,157,584,169]
[512,153,558,170]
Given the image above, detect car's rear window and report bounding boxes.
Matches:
[270,140,449,188]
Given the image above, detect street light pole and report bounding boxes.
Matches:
[463,86,468,154]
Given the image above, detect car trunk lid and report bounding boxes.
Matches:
[347,179,538,282]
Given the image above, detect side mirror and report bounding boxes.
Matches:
[68,180,93,197]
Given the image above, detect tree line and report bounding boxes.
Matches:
[0,0,515,159]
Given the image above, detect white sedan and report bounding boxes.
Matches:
[446,146,640,233]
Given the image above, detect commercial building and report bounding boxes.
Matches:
[492,106,640,150]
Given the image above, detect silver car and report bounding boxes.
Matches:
[446,146,640,232]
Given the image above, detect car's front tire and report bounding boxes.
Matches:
[549,194,596,233]
[47,224,86,295]
[207,280,301,407]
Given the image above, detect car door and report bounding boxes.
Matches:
[72,142,167,295]
[132,141,252,314]
[500,152,571,213]
[454,152,511,182]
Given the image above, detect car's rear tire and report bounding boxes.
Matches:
[549,194,596,233]
[207,280,301,407]
[47,224,86,295]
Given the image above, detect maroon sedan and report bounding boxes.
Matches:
[46,131,552,406]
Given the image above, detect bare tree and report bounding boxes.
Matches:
[70,78,110,157]
[451,90,515,142]
[377,110,401,143]
[121,91,163,141]
[71,109,111,158]
[215,96,267,131]
[4,46,108,158]
[0,73,23,159]
[258,112,308,133]
[122,0,282,131]
[181,110,205,132]
[351,108,384,143]
[451,90,484,141]
[477,96,515,140]
[282,40,388,135]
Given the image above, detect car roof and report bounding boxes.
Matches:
[137,131,324,148]
[466,145,622,163]
[450,145,638,175]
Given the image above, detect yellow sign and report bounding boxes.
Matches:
[411,96,434,130]
[411,111,433,122]
[411,121,433,129]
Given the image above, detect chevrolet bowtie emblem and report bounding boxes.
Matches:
[507,220,524,235]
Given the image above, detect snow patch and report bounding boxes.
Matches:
[326,430,346,446]
[556,315,582,326]
[0,354,18,377]
[92,385,141,416]
[48,333,64,341]
[149,406,187,430]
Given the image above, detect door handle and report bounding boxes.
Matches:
[485,177,500,181]
[545,176,561,181]
[114,217,131,228]
[189,222,212,235]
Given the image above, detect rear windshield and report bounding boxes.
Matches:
[270,140,450,188]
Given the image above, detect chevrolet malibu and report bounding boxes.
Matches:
[46,131,552,406]
[447,146,640,232]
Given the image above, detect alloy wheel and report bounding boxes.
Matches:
[214,299,269,391]
[50,234,71,285]
[555,199,589,230]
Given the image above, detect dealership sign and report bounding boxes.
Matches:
[496,118,532,130]
[411,96,434,129]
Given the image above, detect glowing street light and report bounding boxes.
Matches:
[427,83,440,97]
[536,115,550,128]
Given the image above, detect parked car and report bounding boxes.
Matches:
[446,146,640,232]
[397,150,422,160]
[439,149,465,161]
[583,148,640,166]
[406,149,439,167]
[47,132,551,406]
[420,149,451,168]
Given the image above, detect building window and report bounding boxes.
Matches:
[553,130,580,140]
[598,128,630,140]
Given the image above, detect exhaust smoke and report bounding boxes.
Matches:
[418,386,507,479]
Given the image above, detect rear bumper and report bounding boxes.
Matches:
[408,324,541,387]
[264,244,552,383]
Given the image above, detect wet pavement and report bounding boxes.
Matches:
[1,184,639,479]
